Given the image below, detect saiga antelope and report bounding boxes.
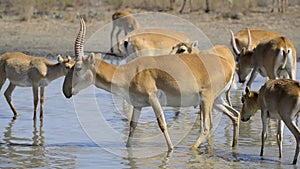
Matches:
[231,29,296,88]
[241,79,300,164]
[0,52,74,120]
[169,41,199,55]
[231,29,281,57]
[121,29,198,114]
[170,0,210,13]
[62,18,240,150]
[110,10,139,54]
[170,43,236,107]
[271,0,288,13]
[122,28,199,62]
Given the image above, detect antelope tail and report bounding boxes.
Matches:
[281,50,288,70]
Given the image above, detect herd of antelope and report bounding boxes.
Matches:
[0,6,299,165]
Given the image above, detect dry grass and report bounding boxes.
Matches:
[1,0,300,21]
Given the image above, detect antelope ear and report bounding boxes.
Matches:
[191,40,198,49]
[88,53,95,64]
[57,55,64,63]
[66,55,72,61]
[245,86,250,95]
[241,47,246,55]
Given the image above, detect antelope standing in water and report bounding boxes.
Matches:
[241,79,300,164]
[230,29,281,55]
[63,18,240,150]
[0,52,74,120]
[231,29,296,88]
[170,42,236,107]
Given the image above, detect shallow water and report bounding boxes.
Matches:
[0,61,300,169]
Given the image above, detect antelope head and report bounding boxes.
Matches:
[240,86,260,122]
[63,18,96,98]
[231,28,254,83]
[57,55,75,74]
[169,40,198,54]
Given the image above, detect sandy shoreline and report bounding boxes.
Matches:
[0,5,299,59]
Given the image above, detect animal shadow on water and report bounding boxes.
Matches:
[234,152,284,165]
[214,142,287,165]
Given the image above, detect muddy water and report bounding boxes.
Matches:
[0,61,299,168]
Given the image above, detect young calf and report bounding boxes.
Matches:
[241,79,300,164]
[0,52,74,120]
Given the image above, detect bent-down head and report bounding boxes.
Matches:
[62,17,96,98]
[63,53,96,98]
[241,86,260,122]
[169,41,198,54]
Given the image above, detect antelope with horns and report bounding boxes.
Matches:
[241,79,300,164]
[121,28,199,62]
[231,29,281,58]
[170,43,236,107]
[231,29,297,88]
[63,18,240,150]
[110,10,139,54]
[0,52,74,120]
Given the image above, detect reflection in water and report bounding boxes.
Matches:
[1,119,46,168]
[123,148,173,168]
[0,119,77,168]
[32,120,45,147]
[0,62,299,168]
[3,119,45,147]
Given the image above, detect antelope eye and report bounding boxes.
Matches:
[65,63,70,69]
[74,64,82,71]
[179,48,186,53]
[75,67,82,71]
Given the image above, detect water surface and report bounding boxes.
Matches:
[0,62,299,168]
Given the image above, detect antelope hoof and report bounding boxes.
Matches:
[13,115,18,120]
[168,145,174,151]
[190,145,198,150]
[293,159,297,165]
[239,79,246,83]
[126,141,132,147]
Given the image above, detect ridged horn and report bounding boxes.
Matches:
[230,29,240,55]
[75,17,86,61]
[247,28,252,50]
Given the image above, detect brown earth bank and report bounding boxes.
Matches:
[0,1,299,60]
